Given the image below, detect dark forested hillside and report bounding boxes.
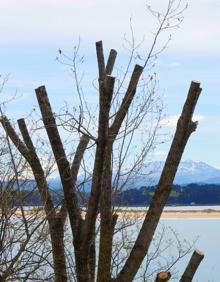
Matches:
[113,184,220,206]
[12,183,220,206]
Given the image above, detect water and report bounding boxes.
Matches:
[116,205,220,211]
[160,218,220,282]
[8,206,220,281]
[115,206,220,281]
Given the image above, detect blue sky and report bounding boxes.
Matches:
[0,0,219,168]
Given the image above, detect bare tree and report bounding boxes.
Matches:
[0,1,205,281]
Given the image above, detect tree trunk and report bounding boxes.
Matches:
[97,145,113,282]
[50,218,67,282]
[74,246,91,282]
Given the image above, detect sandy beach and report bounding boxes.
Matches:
[7,207,220,219]
[115,208,220,219]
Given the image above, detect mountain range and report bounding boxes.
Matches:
[46,160,220,190]
[132,160,220,187]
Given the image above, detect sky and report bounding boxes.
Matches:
[0,0,219,168]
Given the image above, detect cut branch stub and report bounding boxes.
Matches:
[71,134,90,183]
[17,118,35,151]
[104,75,115,110]
[0,116,30,157]
[155,272,171,282]
[179,249,204,282]
[96,40,106,80]
[106,49,117,75]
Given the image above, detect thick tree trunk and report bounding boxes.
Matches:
[74,240,96,282]
[74,248,90,282]
[50,218,67,282]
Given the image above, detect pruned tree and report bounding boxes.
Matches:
[0,1,204,281]
[1,56,203,282]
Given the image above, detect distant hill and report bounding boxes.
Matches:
[113,183,220,206]
[45,160,220,191]
[12,183,220,206]
[8,160,220,192]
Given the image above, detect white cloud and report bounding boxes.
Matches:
[160,114,205,127]
[1,0,220,54]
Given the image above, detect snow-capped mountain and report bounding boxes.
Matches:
[133,160,220,187]
[35,160,220,191]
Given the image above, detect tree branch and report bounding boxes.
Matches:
[35,85,81,237]
[0,116,30,158]
[71,134,90,185]
[115,81,202,282]
[59,134,90,217]
[0,116,55,216]
[106,49,117,75]
[179,249,204,282]
[109,64,143,142]
[17,118,56,216]
[83,76,115,246]
[96,41,106,81]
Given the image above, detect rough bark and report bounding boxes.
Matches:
[97,144,113,282]
[49,217,67,282]
[115,81,202,282]
[179,250,204,282]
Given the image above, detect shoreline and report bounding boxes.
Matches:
[115,209,220,219]
[6,207,220,219]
